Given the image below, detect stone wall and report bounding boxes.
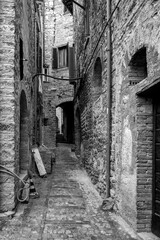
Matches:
[44,0,74,105]
[0,0,16,212]
[73,0,160,233]
[0,0,38,212]
[73,0,109,198]
[44,0,74,145]
[44,0,55,69]
[111,0,160,232]
[43,82,56,150]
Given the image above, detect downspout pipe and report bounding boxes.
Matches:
[106,0,112,198]
[34,4,38,145]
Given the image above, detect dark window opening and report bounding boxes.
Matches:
[93,57,102,101]
[43,118,49,126]
[44,68,48,81]
[20,90,29,173]
[20,38,23,80]
[128,47,148,86]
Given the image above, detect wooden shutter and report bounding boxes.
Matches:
[52,48,57,69]
[69,47,75,84]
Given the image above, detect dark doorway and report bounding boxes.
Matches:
[137,82,160,236]
[19,90,29,173]
[152,96,160,237]
[56,101,74,144]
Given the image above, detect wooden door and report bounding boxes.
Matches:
[152,99,160,237]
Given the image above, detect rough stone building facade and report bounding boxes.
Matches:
[44,0,74,144]
[111,0,160,236]
[63,0,160,237]
[0,0,44,213]
[0,0,74,215]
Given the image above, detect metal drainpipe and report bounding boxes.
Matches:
[106,0,112,198]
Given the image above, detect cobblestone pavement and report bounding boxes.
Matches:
[0,144,142,240]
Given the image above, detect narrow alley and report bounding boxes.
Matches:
[0,144,141,240]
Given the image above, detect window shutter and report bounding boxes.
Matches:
[69,47,75,84]
[52,48,57,69]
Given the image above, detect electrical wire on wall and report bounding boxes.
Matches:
[0,165,30,203]
[32,73,82,82]
[84,0,123,75]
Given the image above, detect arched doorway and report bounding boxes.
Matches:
[19,90,29,173]
[56,102,74,144]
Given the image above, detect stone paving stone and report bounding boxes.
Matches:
[46,208,89,221]
[42,222,111,240]
[47,196,85,209]
[49,187,82,196]
[0,144,141,240]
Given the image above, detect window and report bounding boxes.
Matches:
[43,118,49,126]
[52,45,70,69]
[128,47,147,86]
[44,68,48,82]
[20,38,23,80]
[58,46,68,68]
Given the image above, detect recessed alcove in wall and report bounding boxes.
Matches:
[19,90,29,173]
[93,57,102,101]
[128,47,148,86]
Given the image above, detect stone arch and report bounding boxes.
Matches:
[56,97,73,107]
[93,57,102,101]
[56,101,74,143]
[19,90,29,173]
